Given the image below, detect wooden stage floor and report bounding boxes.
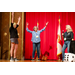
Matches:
[0,60,61,62]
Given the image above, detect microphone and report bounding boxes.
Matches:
[62,30,64,36]
[62,30,64,33]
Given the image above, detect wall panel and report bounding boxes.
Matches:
[0,12,24,60]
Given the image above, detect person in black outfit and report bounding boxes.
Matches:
[62,25,74,61]
[9,12,21,62]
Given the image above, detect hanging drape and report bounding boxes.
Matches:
[25,12,75,60]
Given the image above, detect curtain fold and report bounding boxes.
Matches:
[25,12,75,60]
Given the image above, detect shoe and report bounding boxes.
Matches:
[37,59,40,61]
[31,59,35,61]
[14,58,19,62]
[10,57,14,62]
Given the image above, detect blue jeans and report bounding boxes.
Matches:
[62,41,71,61]
[32,42,40,59]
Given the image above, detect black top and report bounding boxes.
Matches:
[9,23,19,38]
[64,31,74,41]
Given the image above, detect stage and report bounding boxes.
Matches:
[1,12,75,61]
[0,60,60,62]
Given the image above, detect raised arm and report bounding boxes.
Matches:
[45,22,49,28]
[26,22,32,33]
[17,17,21,25]
[11,12,14,23]
[40,22,49,33]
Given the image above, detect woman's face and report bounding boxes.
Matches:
[66,26,68,31]
[13,24,16,28]
[66,26,69,32]
[34,27,38,32]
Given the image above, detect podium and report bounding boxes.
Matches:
[64,41,75,62]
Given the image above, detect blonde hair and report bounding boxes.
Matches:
[66,25,73,32]
[13,22,16,26]
[33,26,38,31]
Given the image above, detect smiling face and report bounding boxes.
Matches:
[33,26,38,32]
